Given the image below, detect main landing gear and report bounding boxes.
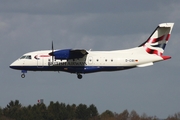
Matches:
[77,73,83,79]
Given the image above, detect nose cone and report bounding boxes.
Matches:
[10,61,16,69]
[10,60,21,70]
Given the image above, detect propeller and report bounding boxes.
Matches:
[49,41,54,63]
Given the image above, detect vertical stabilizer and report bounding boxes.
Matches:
[139,23,174,56]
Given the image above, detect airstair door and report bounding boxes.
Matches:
[37,56,44,68]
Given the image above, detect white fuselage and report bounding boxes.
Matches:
[9,23,174,79]
[10,47,163,74]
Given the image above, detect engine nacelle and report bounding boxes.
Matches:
[51,49,88,60]
[53,49,71,59]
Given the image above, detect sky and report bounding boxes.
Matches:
[0,0,180,118]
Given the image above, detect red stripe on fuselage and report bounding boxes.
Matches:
[40,55,50,57]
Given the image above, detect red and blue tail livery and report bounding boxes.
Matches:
[140,23,173,57]
[10,23,174,79]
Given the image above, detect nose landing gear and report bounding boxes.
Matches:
[21,70,27,78]
[21,74,25,78]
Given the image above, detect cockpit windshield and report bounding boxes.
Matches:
[26,55,31,59]
[20,55,32,59]
[20,56,26,59]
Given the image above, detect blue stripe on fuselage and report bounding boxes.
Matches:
[10,65,135,74]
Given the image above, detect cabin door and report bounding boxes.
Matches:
[37,56,44,68]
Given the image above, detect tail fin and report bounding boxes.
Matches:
[139,23,174,56]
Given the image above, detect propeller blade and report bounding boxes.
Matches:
[48,41,54,63]
[52,41,54,62]
[52,41,54,54]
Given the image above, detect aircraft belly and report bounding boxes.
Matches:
[16,65,135,73]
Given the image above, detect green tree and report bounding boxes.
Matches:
[58,103,68,120]
[88,104,98,117]
[76,104,90,120]
[38,103,48,120]
[3,100,22,119]
[0,107,2,117]
[117,109,129,120]
[47,101,69,120]
[100,110,114,120]
[47,101,55,120]
[167,112,180,120]
[129,110,140,120]
[66,104,76,119]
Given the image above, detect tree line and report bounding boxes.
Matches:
[0,100,179,120]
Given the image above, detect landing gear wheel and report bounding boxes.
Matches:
[21,74,25,78]
[77,74,82,79]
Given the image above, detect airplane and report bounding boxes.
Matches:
[10,23,174,79]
